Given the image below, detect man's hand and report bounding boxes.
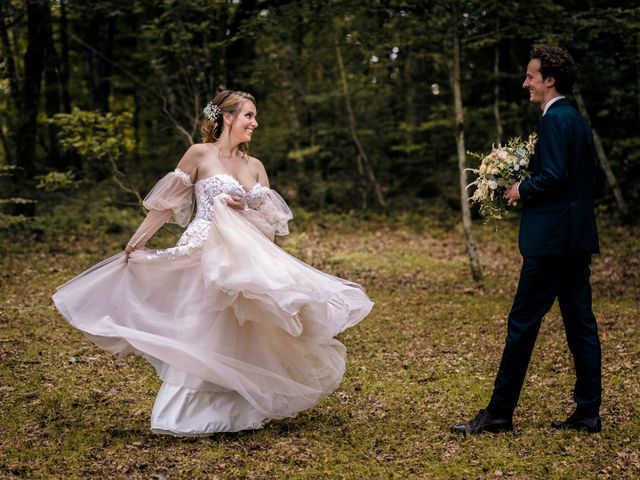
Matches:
[504,182,520,206]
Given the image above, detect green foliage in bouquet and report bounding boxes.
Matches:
[466,134,537,222]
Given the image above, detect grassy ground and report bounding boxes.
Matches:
[0,214,639,479]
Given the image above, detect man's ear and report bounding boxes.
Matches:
[544,76,556,88]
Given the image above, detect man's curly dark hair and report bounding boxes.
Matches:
[530,46,577,94]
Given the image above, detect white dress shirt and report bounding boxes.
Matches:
[543,95,565,116]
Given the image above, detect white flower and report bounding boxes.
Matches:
[203,102,221,120]
[466,132,536,223]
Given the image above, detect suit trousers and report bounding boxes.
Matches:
[486,254,601,418]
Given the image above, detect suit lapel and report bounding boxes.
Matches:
[532,98,570,172]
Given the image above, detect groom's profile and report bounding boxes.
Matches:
[452,46,602,434]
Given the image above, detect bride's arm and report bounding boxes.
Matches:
[125,145,204,257]
[240,157,292,239]
[125,210,172,257]
[255,157,270,188]
[175,143,206,182]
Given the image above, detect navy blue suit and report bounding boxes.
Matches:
[487,98,602,418]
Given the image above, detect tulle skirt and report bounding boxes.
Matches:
[53,196,373,434]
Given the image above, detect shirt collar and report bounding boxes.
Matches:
[542,95,565,116]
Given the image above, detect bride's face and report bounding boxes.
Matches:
[228,101,258,144]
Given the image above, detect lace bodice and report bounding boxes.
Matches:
[193,173,266,222]
[132,168,292,259]
[171,169,291,251]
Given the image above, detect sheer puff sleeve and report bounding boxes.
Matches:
[242,187,293,241]
[143,168,194,227]
[127,168,194,249]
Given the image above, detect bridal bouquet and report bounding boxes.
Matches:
[466,133,537,222]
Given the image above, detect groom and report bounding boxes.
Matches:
[452,46,602,434]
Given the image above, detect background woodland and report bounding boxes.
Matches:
[1,0,638,230]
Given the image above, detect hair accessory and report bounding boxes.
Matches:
[203,102,221,121]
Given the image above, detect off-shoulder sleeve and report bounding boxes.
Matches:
[142,168,194,227]
[243,187,293,240]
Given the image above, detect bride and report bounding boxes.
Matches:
[52,90,373,436]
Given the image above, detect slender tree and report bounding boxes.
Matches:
[493,23,503,144]
[333,22,385,209]
[15,0,50,180]
[451,1,482,282]
[59,0,71,113]
[42,3,62,168]
[574,88,629,219]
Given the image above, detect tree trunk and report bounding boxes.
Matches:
[637,34,640,127]
[42,4,62,168]
[451,2,482,282]
[404,47,417,146]
[0,118,14,165]
[493,34,503,144]
[0,2,19,165]
[278,47,302,154]
[100,16,115,112]
[59,0,71,113]
[334,36,385,208]
[574,88,629,219]
[133,91,141,164]
[0,2,21,109]
[277,39,309,182]
[15,0,50,180]
[226,0,258,90]
[78,10,113,112]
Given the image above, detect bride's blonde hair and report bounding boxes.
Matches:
[201,90,256,154]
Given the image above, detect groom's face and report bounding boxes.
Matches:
[522,59,550,105]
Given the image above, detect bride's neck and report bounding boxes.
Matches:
[214,139,241,160]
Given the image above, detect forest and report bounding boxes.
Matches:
[1,0,638,221]
[1,1,639,479]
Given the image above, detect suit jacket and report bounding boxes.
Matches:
[517,98,599,257]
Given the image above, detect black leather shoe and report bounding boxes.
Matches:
[551,413,601,433]
[451,409,513,434]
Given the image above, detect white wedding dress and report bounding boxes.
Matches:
[53,169,373,435]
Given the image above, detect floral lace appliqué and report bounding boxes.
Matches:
[173,168,194,186]
[173,174,267,249]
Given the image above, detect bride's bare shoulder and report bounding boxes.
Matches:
[187,143,216,160]
[247,155,269,186]
[246,154,262,167]
[177,143,215,176]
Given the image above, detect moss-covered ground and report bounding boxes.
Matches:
[1,213,638,479]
